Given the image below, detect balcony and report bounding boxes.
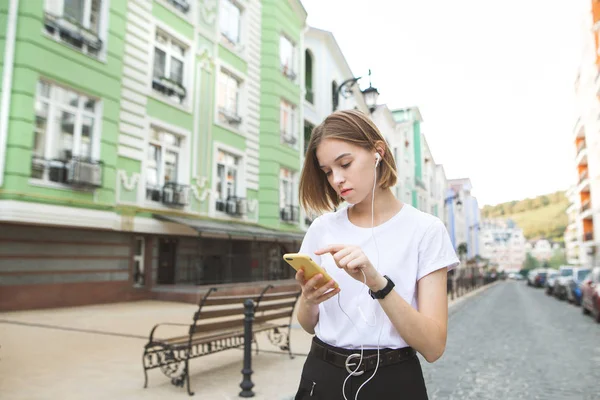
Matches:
[578,169,590,193]
[280,205,299,223]
[415,177,427,190]
[573,116,584,138]
[31,156,103,188]
[216,196,247,217]
[575,141,588,166]
[146,182,189,207]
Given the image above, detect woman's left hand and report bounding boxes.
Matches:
[314,244,385,290]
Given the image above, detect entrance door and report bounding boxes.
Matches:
[157,238,177,284]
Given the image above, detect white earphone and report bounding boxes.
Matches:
[374,152,381,167]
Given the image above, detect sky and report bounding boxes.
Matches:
[300,0,587,206]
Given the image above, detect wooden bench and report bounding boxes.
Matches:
[142,285,301,396]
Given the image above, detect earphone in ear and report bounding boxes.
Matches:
[374,152,381,167]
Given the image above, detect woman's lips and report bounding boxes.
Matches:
[340,189,352,196]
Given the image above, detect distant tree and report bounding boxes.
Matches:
[523,253,539,270]
[457,243,468,261]
[548,248,567,269]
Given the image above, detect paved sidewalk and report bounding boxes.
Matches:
[0,282,499,400]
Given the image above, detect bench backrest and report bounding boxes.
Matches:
[190,287,301,335]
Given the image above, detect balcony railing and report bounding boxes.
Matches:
[579,169,589,184]
[584,232,594,242]
[582,200,591,212]
[31,156,103,188]
[146,182,189,207]
[576,140,587,156]
[216,196,247,217]
[280,205,299,223]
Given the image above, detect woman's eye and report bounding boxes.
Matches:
[341,163,351,168]
[325,171,332,176]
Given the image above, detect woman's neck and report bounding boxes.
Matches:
[348,188,403,227]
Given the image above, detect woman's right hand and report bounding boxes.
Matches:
[295,270,340,306]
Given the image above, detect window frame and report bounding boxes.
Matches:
[43,0,108,60]
[217,68,243,126]
[280,99,297,148]
[31,80,102,185]
[212,144,246,217]
[145,126,185,202]
[151,27,191,107]
[279,34,296,81]
[219,0,242,47]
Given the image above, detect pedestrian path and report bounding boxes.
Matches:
[0,282,498,399]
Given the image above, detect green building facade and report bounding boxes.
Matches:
[0,0,306,312]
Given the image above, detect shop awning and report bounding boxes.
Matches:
[155,214,306,242]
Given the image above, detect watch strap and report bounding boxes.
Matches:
[369,275,395,300]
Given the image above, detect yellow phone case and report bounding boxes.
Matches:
[283,253,338,289]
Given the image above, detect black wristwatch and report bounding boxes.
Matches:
[369,275,395,300]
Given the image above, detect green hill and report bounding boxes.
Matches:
[481,191,569,243]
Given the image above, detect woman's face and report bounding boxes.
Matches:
[315,138,378,205]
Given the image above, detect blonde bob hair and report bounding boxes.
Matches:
[299,109,397,215]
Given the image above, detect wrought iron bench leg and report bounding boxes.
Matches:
[185,360,194,396]
[142,350,149,388]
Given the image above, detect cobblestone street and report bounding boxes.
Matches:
[421,281,600,400]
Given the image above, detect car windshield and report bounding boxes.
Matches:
[560,268,573,277]
[577,270,590,281]
[538,272,547,278]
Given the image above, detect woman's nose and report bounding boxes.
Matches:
[332,170,345,185]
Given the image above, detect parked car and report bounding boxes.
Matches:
[527,269,546,287]
[545,270,559,295]
[581,267,600,323]
[553,266,575,300]
[566,268,591,305]
[533,270,548,288]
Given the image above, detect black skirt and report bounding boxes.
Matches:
[295,337,429,400]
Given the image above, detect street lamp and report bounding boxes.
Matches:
[361,69,379,113]
[334,76,362,111]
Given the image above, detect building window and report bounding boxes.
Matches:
[133,237,145,287]
[280,168,298,223]
[215,150,240,211]
[146,128,183,201]
[43,0,104,57]
[31,81,100,184]
[332,81,338,112]
[220,0,241,45]
[217,70,242,126]
[152,30,188,104]
[280,100,297,147]
[280,35,296,80]
[305,50,314,103]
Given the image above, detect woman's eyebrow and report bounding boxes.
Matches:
[319,153,351,169]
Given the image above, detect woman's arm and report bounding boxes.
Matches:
[371,268,448,363]
[295,270,340,334]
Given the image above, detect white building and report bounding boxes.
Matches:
[481,219,527,272]
[526,239,561,263]
[565,185,580,264]
[570,2,600,267]
[303,27,369,146]
[447,178,482,259]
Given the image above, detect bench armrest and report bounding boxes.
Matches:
[148,322,191,343]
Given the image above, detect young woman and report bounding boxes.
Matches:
[294,110,459,400]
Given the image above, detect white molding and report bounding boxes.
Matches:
[0,0,19,187]
[0,200,118,230]
[131,216,198,236]
[147,117,191,138]
[118,146,144,161]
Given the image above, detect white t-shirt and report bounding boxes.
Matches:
[299,204,459,349]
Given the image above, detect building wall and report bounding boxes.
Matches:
[258,0,305,230]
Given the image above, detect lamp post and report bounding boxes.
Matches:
[334,69,379,113]
[334,76,361,111]
[361,69,379,113]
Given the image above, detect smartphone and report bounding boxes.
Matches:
[283,253,338,289]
